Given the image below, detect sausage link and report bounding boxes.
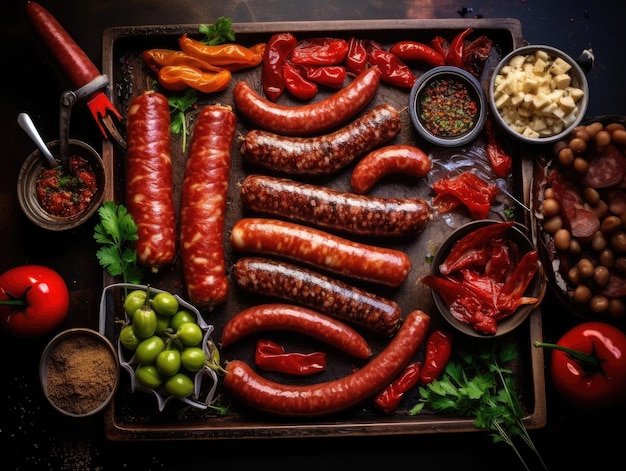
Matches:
[240,104,401,176]
[230,218,411,287]
[221,303,372,359]
[125,91,177,270]
[239,174,432,237]
[180,104,236,307]
[232,257,401,337]
[350,144,432,194]
[234,66,381,136]
[223,309,431,417]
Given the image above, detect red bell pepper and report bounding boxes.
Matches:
[432,171,499,220]
[374,361,422,414]
[419,329,453,385]
[0,265,70,338]
[485,117,513,178]
[535,322,626,409]
[446,28,473,68]
[255,339,326,375]
[261,32,297,102]
[289,37,349,66]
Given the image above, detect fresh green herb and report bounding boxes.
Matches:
[168,88,198,152]
[409,339,547,471]
[504,207,516,220]
[94,201,143,284]
[198,17,236,46]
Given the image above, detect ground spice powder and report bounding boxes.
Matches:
[46,333,118,415]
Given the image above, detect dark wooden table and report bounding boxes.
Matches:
[1,0,624,469]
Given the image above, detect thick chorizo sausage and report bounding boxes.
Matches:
[240,104,401,176]
[234,66,381,136]
[232,257,401,337]
[223,309,431,417]
[230,218,411,287]
[221,303,372,359]
[125,91,177,271]
[180,104,236,307]
[239,174,432,237]
[350,144,432,194]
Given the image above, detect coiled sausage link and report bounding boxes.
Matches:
[230,218,411,287]
[234,66,381,136]
[240,103,401,176]
[223,309,431,417]
[125,90,177,271]
[232,257,401,337]
[239,174,432,237]
[221,303,372,360]
[180,104,236,307]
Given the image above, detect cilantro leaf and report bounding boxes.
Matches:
[168,88,198,152]
[198,17,235,46]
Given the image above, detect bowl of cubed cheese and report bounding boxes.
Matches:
[489,45,589,144]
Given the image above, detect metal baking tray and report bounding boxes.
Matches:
[98,18,546,440]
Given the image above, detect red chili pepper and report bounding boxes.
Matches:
[254,339,326,375]
[430,36,449,58]
[535,322,626,409]
[289,37,349,66]
[0,265,70,338]
[302,65,347,89]
[432,171,499,220]
[261,32,297,102]
[419,329,453,385]
[496,250,540,317]
[282,62,318,100]
[346,37,368,75]
[367,49,416,88]
[485,117,513,178]
[446,28,473,68]
[374,362,422,414]
[484,238,515,283]
[389,41,445,67]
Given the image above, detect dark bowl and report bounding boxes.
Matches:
[409,66,487,147]
[17,139,105,231]
[430,220,546,338]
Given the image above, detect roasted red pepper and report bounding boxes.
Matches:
[485,117,513,178]
[389,40,445,67]
[262,32,297,102]
[289,37,349,66]
[157,65,231,93]
[432,171,499,220]
[0,265,70,338]
[255,339,326,375]
[283,63,318,101]
[374,361,422,414]
[367,49,416,88]
[420,329,453,385]
[346,37,368,75]
[302,65,347,89]
[446,28,473,68]
[535,322,626,409]
[430,36,449,58]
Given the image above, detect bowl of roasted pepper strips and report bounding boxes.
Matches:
[421,220,546,337]
[409,66,487,147]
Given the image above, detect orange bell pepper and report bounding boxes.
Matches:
[143,49,223,74]
[157,65,231,93]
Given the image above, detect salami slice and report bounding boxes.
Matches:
[581,144,626,189]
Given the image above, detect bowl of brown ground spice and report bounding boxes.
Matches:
[40,328,120,417]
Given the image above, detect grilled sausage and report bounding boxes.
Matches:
[230,218,411,287]
[239,174,432,237]
[234,66,381,136]
[125,90,177,271]
[240,103,401,176]
[223,309,431,417]
[232,257,401,337]
[221,303,372,359]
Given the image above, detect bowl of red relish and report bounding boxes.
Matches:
[17,139,105,231]
[409,66,487,147]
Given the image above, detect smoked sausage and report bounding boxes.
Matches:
[221,303,372,359]
[350,144,432,194]
[234,66,381,136]
[230,218,411,287]
[240,104,401,176]
[232,257,402,337]
[180,104,236,308]
[125,90,177,271]
[223,309,431,417]
[239,174,432,237]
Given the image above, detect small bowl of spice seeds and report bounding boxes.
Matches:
[409,66,487,147]
[40,328,120,417]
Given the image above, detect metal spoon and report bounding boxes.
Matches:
[496,178,531,213]
[17,113,59,168]
[59,90,77,174]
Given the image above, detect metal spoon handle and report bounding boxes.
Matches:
[17,113,58,168]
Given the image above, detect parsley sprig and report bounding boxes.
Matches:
[94,201,143,284]
[410,340,547,471]
[168,88,198,153]
[199,17,236,45]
